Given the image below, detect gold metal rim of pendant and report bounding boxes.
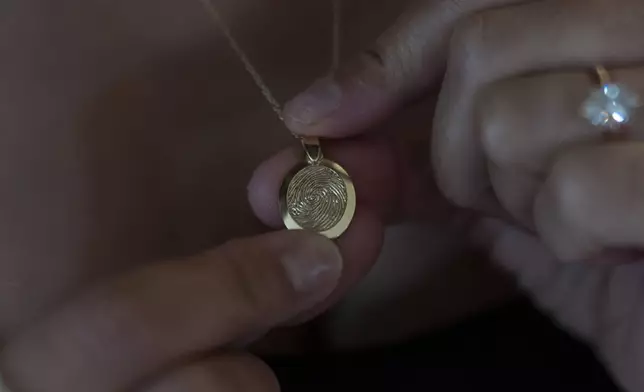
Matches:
[279,159,356,239]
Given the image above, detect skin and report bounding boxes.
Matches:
[3,0,644,391]
[0,1,393,390]
[1,230,344,392]
[252,0,644,390]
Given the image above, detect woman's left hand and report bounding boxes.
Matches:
[247,0,644,390]
[0,0,391,350]
[260,0,644,261]
[1,230,342,392]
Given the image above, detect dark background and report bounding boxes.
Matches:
[269,300,620,391]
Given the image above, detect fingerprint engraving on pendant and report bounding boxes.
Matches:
[286,164,348,232]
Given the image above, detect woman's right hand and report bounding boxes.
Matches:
[248,0,644,390]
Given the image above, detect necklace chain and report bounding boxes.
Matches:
[331,0,341,72]
[197,0,341,124]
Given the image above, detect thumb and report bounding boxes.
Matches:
[218,230,345,313]
[283,0,525,138]
[0,231,343,392]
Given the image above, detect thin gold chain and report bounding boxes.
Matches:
[332,0,341,72]
[197,0,342,123]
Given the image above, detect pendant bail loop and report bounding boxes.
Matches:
[301,137,323,164]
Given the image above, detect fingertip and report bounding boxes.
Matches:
[283,62,398,138]
[282,77,343,131]
[248,148,298,228]
[283,206,385,325]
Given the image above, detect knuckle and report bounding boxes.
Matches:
[215,239,295,319]
[547,146,644,227]
[478,80,522,166]
[344,32,422,94]
[448,12,487,77]
[373,38,416,91]
[546,149,597,227]
[343,45,397,94]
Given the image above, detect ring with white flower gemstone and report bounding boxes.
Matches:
[581,66,641,132]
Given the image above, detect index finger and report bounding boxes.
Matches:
[0,231,342,392]
[283,0,533,138]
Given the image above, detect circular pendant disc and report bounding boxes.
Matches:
[279,159,356,239]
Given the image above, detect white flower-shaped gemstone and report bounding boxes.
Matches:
[582,83,640,131]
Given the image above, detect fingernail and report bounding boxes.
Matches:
[281,234,343,294]
[285,77,342,125]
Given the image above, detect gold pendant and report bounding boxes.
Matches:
[280,137,356,239]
